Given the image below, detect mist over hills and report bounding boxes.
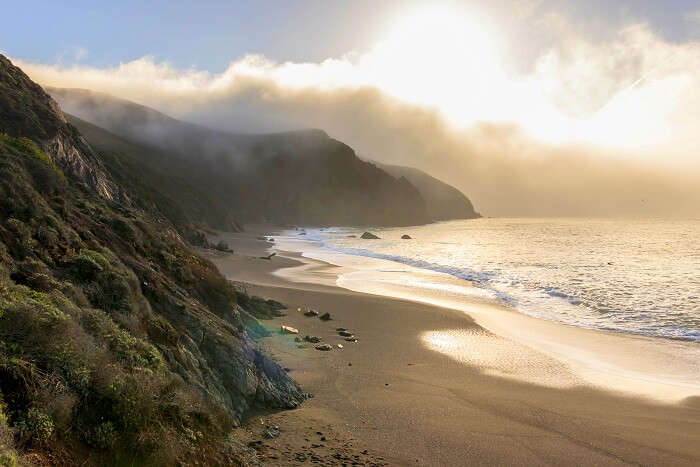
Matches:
[374,162,480,221]
[50,87,480,227]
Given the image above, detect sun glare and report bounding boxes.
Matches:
[361,6,508,126]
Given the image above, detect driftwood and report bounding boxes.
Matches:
[260,252,276,260]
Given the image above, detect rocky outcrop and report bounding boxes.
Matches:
[361,232,380,239]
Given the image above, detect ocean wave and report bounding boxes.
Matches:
[293,224,700,343]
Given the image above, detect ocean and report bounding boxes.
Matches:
[288,218,700,343]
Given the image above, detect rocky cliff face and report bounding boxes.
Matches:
[0,54,303,464]
[0,55,116,199]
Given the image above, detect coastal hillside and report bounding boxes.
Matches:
[0,55,303,464]
[49,88,431,227]
[375,162,481,220]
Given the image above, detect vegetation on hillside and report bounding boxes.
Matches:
[0,56,304,465]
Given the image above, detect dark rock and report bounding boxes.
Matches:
[344,337,358,342]
[303,335,322,343]
[304,309,319,317]
[401,234,412,239]
[336,327,346,331]
[360,231,380,239]
[338,331,354,337]
[315,344,333,351]
[319,312,331,321]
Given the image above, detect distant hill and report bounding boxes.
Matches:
[374,162,480,220]
[49,88,432,227]
[64,113,243,233]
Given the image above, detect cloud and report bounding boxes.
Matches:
[74,47,88,62]
[685,9,700,26]
[11,14,700,217]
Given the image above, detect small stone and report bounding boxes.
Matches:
[304,309,319,317]
[336,328,346,331]
[281,325,299,334]
[263,426,280,439]
[315,344,333,351]
[337,344,344,349]
[401,234,412,239]
[344,337,357,342]
[338,330,354,337]
[319,312,331,321]
[303,335,322,343]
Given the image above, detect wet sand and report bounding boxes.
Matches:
[205,230,700,466]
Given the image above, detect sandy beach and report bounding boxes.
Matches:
[204,230,700,466]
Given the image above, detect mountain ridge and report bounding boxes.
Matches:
[373,161,481,220]
[49,87,441,227]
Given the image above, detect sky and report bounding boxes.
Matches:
[2,0,700,216]
[3,0,700,70]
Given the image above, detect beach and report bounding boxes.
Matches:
[205,230,700,466]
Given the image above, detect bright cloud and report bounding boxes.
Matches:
[11,6,700,216]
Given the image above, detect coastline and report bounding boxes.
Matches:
[204,228,700,465]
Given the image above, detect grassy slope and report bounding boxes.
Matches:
[0,60,304,465]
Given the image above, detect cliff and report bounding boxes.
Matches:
[0,55,303,464]
[374,162,481,220]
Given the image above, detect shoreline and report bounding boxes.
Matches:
[271,228,700,404]
[204,228,700,465]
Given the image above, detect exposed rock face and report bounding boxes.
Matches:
[0,55,116,199]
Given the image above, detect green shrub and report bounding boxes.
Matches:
[15,408,54,443]
[73,250,108,280]
[0,449,17,467]
[111,217,137,243]
[86,421,118,450]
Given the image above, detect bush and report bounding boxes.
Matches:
[86,421,118,450]
[15,408,54,444]
[111,217,137,244]
[73,250,108,281]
